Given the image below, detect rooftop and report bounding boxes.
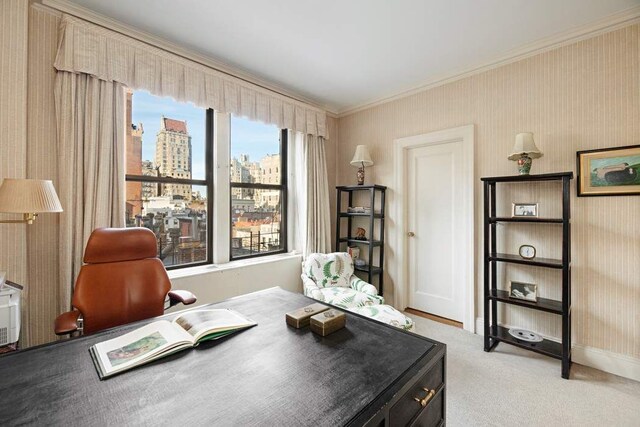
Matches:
[161,117,188,134]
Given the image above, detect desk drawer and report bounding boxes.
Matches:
[389,356,444,427]
[408,388,443,427]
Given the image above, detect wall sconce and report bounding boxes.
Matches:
[0,179,63,224]
[350,145,374,185]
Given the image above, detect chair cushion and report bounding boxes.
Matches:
[303,252,354,288]
[348,305,414,331]
[311,287,383,309]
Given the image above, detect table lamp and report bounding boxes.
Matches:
[350,145,373,185]
[0,178,63,224]
[508,132,543,175]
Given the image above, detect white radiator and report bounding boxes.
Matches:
[0,281,21,346]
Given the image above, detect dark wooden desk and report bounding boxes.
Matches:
[0,288,445,426]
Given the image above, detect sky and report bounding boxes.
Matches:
[131,90,281,179]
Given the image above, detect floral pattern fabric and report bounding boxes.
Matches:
[307,286,384,309]
[348,305,414,331]
[303,253,354,289]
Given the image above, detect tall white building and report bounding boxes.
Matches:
[155,116,192,200]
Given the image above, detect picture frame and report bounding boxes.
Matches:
[511,203,538,217]
[577,145,640,197]
[509,281,537,302]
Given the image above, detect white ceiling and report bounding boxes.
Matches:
[68,0,639,113]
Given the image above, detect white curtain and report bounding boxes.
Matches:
[289,132,332,257]
[54,72,126,311]
[54,15,327,138]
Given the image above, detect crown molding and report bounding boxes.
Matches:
[337,5,640,117]
[40,0,333,113]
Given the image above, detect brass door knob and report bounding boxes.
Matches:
[407,231,415,237]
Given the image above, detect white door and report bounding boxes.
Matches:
[406,140,465,321]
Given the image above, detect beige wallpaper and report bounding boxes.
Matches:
[0,0,29,341]
[26,6,62,346]
[337,24,640,359]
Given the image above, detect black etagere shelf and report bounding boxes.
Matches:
[481,172,573,379]
[335,185,386,296]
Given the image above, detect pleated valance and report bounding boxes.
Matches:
[54,15,327,138]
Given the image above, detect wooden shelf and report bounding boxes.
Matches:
[354,264,382,275]
[488,253,564,269]
[480,172,573,183]
[489,217,563,224]
[483,172,573,378]
[489,325,562,360]
[339,238,382,247]
[336,184,387,191]
[336,185,386,296]
[339,212,384,218]
[487,290,563,314]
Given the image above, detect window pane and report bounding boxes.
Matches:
[126,183,208,267]
[229,116,281,184]
[125,89,206,189]
[231,189,283,258]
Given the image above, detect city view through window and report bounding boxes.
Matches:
[125,89,209,268]
[230,116,285,259]
[125,89,286,267]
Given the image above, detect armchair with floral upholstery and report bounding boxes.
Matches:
[301,252,384,309]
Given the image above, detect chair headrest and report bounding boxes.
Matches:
[83,227,158,264]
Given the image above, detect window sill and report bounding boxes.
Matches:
[167,251,302,280]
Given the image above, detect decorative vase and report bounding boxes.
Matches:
[517,154,532,175]
[356,166,365,185]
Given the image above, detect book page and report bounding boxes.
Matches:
[173,309,256,342]
[92,321,194,376]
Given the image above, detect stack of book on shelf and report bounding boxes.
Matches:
[347,206,371,214]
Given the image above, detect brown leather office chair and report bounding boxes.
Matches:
[54,227,196,335]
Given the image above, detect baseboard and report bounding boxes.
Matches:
[475,317,640,382]
[572,344,640,382]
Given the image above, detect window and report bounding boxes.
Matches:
[229,116,287,259]
[125,90,213,269]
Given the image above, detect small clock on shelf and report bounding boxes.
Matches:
[518,244,536,259]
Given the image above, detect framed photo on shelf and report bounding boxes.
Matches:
[511,203,538,217]
[577,145,640,196]
[509,281,538,302]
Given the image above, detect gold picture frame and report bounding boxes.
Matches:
[577,145,640,196]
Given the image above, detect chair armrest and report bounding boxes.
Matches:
[350,276,381,298]
[168,290,197,307]
[302,274,325,301]
[54,310,81,335]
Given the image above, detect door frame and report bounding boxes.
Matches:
[393,125,475,332]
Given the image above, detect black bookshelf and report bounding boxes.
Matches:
[335,185,386,296]
[481,172,573,379]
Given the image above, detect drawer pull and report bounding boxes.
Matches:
[413,388,435,407]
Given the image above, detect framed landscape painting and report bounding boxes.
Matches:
[577,145,640,196]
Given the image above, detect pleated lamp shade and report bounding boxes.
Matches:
[0,179,63,214]
[508,132,543,160]
[350,145,374,167]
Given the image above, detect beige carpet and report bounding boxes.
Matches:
[405,313,640,427]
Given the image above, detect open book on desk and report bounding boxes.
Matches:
[89,309,257,379]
